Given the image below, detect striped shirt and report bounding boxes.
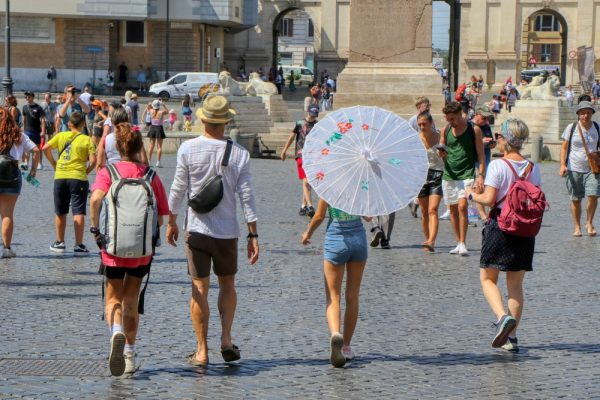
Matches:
[168,136,257,239]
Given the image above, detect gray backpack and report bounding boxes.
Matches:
[103,164,157,258]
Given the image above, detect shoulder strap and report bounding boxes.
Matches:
[106,163,121,182]
[566,122,577,165]
[221,139,233,167]
[58,133,83,159]
[577,123,593,156]
[494,159,533,207]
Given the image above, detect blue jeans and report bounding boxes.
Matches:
[324,219,368,265]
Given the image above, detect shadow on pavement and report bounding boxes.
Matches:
[526,343,600,354]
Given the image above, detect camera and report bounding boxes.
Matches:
[70,87,81,95]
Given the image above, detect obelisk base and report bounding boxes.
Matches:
[334,62,445,119]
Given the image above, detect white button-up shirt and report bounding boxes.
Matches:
[168,136,257,239]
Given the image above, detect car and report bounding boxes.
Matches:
[520,68,548,83]
[279,65,314,86]
[149,72,219,101]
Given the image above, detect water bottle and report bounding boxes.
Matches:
[25,174,40,188]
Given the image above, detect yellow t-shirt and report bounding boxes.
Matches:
[47,131,96,181]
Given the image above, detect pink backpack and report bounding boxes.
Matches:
[495,159,548,237]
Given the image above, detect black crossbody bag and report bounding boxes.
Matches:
[188,139,233,214]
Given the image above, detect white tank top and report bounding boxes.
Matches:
[105,133,121,165]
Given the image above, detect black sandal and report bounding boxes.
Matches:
[220,345,241,362]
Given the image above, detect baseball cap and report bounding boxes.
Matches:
[307,104,319,117]
[91,99,103,107]
[152,99,161,109]
[475,105,494,118]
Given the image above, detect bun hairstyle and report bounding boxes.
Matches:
[115,122,143,160]
[110,107,129,125]
[0,107,22,151]
[69,111,86,128]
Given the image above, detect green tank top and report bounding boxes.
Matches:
[328,206,360,221]
[443,123,476,181]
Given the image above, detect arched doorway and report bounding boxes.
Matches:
[272,8,316,83]
[521,9,567,85]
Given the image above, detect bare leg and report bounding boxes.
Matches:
[480,268,505,320]
[570,199,582,236]
[323,260,344,335]
[457,198,469,244]
[147,138,156,164]
[105,279,124,330]
[417,197,430,242]
[156,138,163,163]
[55,214,67,242]
[0,194,18,247]
[73,214,85,245]
[427,195,442,246]
[190,277,210,363]
[585,196,598,234]
[302,178,313,207]
[342,260,366,347]
[506,271,526,336]
[122,275,143,345]
[449,204,460,242]
[217,274,237,349]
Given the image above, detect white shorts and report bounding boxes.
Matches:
[442,178,474,205]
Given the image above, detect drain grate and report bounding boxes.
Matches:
[0,359,108,376]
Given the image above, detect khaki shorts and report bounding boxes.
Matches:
[185,232,238,279]
[442,178,474,205]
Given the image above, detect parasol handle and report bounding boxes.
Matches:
[361,148,375,162]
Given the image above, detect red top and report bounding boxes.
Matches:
[92,161,169,267]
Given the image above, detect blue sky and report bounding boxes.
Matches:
[432,2,450,50]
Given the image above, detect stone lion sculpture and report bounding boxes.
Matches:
[218,71,247,96]
[247,72,278,96]
[519,74,560,100]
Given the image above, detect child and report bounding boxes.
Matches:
[167,109,177,131]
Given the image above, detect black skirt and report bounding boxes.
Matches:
[480,214,534,272]
[148,125,166,139]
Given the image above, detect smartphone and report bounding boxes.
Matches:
[435,144,447,153]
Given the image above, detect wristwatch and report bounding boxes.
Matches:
[247,232,259,239]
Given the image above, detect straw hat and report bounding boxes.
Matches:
[197,95,236,124]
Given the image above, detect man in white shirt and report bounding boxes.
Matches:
[167,95,259,367]
[559,101,600,237]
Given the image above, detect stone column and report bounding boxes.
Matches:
[334,0,443,117]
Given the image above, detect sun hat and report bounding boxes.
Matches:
[131,93,138,99]
[152,99,161,109]
[475,105,494,118]
[169,109,176,114]
[197,95,236,124]
[576,101,595,114]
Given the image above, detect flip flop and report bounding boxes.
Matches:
[586,225,597,237]
[221,345,241,362]
[573,231,583,237]
[422,243,435,253]
[186,352,208,367]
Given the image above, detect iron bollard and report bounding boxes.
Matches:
[530,134,543,163]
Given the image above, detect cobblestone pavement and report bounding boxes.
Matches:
[1,156,599,399]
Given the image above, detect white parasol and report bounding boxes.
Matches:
[302,106,429,216]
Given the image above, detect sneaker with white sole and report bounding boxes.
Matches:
[330,333,346,368]
[458,243,469,256]
[155,161,162,168]
[1,248,16,258]
[73,244,90,256]
[109,332,126,376]
[50,241,66,254]
[492,315,517,348]
[449,244,461,255]
[440,210,451,220]
[124,351,137,374]
[342,345,355,361]
[501,337,519,353]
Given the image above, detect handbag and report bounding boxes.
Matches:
[0,148,20,188]
[577,123,600,175]
[188,139,233,214]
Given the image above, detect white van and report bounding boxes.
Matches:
[279,65,314,86]
[149,72,219,101]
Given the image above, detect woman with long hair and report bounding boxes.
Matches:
[301,200,370,367]
[467,119,541,353]
[5,95,22,130]
[90,122,169,376]
[0,108,40,257]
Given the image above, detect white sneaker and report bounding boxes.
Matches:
[37,164,44,170]
[109,332,126,376]
[440,210,451,220]
[449,244,461,255]
[1,248,16,258]
[124,351,137,374]
[330,333,346,368]
[342,346,355,361]
[155,161,162,168]
[458,243,469,256]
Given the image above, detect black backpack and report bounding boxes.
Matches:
[0,149,20,188]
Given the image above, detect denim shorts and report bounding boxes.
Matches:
[324,219,368,265]
[0,173,22,195]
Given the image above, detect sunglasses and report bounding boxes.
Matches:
[494,133,504,140]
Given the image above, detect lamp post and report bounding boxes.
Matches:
[164,0,170,80]
[2,0,13,99]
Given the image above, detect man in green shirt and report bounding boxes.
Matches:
[438,102,486,256]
